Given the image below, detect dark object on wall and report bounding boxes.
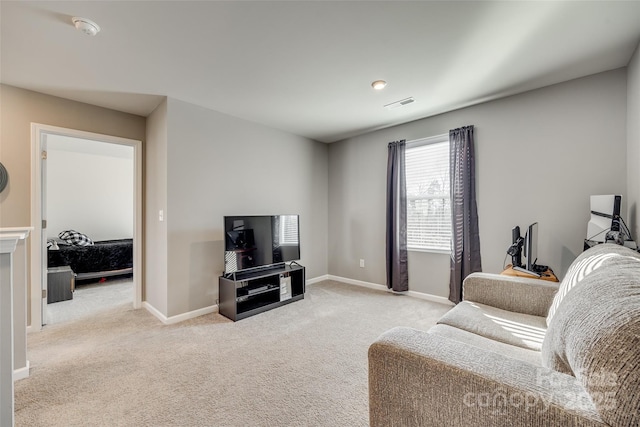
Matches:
[0,162,8,193]
[47,239,133,280]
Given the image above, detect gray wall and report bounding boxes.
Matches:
[628,43,640,242]
[145,99,169,315]
[0,85,146,228]
[154,98,328,318]
[328,69,628,298]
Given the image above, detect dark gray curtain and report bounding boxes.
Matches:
[386,140,409,292]
[449,126,482,303]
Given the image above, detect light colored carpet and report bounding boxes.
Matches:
[45,277,133,325]
[15,280,451,427]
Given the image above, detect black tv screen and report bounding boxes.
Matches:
[224,215,300,274]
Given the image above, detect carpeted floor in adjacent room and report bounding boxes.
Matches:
[15,280,451,427]
[45,276,133,325]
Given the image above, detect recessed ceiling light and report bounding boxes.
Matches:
[371,80,387,90]
[72,17,101,36]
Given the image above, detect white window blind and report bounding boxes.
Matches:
[406,135,451,252]
[280,215,299,245]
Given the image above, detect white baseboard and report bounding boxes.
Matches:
[406,290,455,306]
[141,274,451,324]
[327,275,387,292]
[14,361,30,381]
[143,302,219,325]
[306,274,329,286]
[327,275,454,306]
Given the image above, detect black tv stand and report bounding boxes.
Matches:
[219,264,305,321]
[223,262,286,281]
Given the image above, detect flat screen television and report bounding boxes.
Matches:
[223,215,300,275]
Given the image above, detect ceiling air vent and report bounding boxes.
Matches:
[384,97,415,111]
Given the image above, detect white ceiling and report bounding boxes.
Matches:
[2,1,640,143]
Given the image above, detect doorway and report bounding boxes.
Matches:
[30,124,142,330]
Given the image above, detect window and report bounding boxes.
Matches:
[405,134,451,252]
[279,215,299,245]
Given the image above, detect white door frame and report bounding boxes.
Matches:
[30,123,143,331]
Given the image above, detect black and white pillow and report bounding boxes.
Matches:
[58,230,94,246]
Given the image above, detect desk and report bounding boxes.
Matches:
[501,264,558,282]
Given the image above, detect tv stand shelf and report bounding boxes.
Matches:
[219,264,305,321]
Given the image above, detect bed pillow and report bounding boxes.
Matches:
[58,230,94,246]
[47,237,72,250]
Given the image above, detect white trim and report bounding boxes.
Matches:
[143,302,219,325]
[327,275,454,306]
[327,275,387,292]
[406,290,455,306]
[31,124,143,331]
[13,361,30,381]
[406,133,448,148]
[306,274,329,285]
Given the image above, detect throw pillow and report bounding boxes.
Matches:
[58,230,94,246]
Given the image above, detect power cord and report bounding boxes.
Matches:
[587,228,610,242]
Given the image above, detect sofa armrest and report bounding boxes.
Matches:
[463,272,559,317]
[368,327,606,427]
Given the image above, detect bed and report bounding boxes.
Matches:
[47,239,133,280]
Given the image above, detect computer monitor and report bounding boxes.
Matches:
[511,222,544,277]
[525,222,538,272]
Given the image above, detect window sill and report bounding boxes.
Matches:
[408,247,451,255]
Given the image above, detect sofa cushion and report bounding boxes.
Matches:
[436,300,547,351]
[541,244,640,426]
[429,324,542,366]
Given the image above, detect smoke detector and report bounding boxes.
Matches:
[72,17,101,36]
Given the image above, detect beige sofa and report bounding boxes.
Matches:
[369,243,640,426]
